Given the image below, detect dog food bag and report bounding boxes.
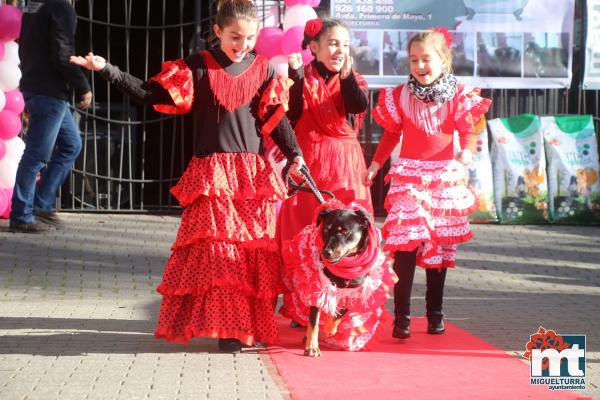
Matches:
[455,117,498,222]
[489,114,549,224]
[541,115,600,224]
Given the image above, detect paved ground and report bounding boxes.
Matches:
[0,214,598,399]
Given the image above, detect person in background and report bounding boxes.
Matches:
[10,0,92,233]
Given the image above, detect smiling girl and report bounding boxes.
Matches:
[71,0,305,353]
[363,29,491,340]
[276,18,372,326]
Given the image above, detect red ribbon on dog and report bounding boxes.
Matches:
[314,201,381,280]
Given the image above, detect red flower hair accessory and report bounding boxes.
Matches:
[304,18,323,39]
[432,26,453,47]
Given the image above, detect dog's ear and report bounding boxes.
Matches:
[316,208,334,226]
[353,209,372,229]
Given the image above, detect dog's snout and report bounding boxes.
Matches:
[322,247,334,259]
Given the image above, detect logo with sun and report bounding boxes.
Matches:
[523,326,570,370]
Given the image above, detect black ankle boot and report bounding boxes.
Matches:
[218,338,243,353]
[427,313,445,334]
[393,315,411,338]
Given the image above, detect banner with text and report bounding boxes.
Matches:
[583,0,600,90]
[332,0,575,88]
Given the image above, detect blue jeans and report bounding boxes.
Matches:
[10,93,82,224]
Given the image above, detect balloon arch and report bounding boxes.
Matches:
[0,3,24,219]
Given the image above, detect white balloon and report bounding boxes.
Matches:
[3,136,25,163]
[269,55,289,77]
[0,90,5,112]
[283,5,317,31]
[2,41,19,65]
[0,157,18,188]
[0,61,21,92]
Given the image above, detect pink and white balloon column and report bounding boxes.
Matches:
[0,4,24,219]
[254,0,320,77]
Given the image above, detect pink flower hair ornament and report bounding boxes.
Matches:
[432,26,453,47]
[304,18,323,39]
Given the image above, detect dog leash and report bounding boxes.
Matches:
[282,164,334,205]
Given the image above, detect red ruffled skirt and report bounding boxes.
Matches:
[383,157,477,268]
[279,226,395,351]
[155,153,287,345]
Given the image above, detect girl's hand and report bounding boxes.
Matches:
[457,149,473,165]
[70,52,107,72]
[363,162,379,186]
[290,156,306,179]
[340,53,353,79]
[288,53,303,70]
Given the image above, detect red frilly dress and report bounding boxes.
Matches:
[277,63,373,245]
[151,51,292,345]
[280,201,395,351]
[371,83,491,268]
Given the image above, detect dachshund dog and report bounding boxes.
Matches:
[303,207,371,357]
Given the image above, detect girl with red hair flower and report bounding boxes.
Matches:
[277,18,373,325]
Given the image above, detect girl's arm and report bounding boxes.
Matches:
[340,72,368,114]
[340,55,368,114]
[286,53,305,123]
[363,86,403,186]
[99,63,175,106]
[363,128,401,185]
[454,86,492,164]
[71,52,197,114]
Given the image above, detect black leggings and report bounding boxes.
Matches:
[392,250,447,317]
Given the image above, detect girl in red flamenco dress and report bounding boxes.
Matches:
[71,0,305,353]
[363,29,491,340]
[277,18,373,323]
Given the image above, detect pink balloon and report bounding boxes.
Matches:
[281,26,305,55]
[0,110,21,140]
[3,90,24,114]
[0,5,23,42]
[255,27,284,60]
[284,0,301,5]
[283,5,317,31]
[0,138,5,161]
[301,48,314,64]
[0,42,4,61]
[309,0,321,6]
[1,187,13,219]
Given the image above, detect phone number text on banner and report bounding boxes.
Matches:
[332,0,575,89]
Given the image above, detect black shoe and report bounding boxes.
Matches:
[8,220,54,233]
[392,315,411,339]
[218,338,243,353]
[427,314,445,335]
[33,211,64,229]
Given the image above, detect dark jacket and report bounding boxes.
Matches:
[18,0,90,100]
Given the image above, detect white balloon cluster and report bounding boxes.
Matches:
[0,5,25,218]
[254,0,320,77]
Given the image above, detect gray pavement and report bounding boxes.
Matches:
[0,214,598,399]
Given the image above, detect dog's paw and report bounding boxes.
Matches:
[304,347,321,357]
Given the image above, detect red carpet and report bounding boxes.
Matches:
[267,315,589,400]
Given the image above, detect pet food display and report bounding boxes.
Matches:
[541,115,600,224]
[454,117,498,222]
[489,114,549,223]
